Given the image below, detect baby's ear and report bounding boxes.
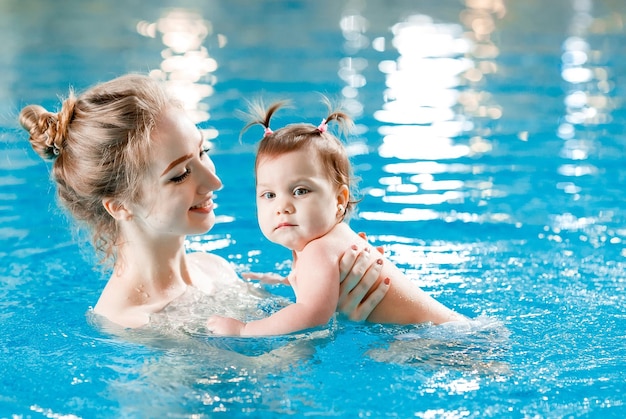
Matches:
[102,197,133,221]
[337,184,349,207]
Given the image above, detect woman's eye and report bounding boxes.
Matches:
[171,168,191,184]
[294,188,309,196]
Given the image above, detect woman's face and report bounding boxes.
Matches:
[127,106,222,239]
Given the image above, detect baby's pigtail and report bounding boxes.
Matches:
[242,99,290,138]
[315,95,354,137]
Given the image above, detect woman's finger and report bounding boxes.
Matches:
[338,250,384,318]
[342,255,383,306]
[339,246,371,290]
[357,231,384,255]
[347,277,390,321]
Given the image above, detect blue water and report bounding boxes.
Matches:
[1,0,625,417]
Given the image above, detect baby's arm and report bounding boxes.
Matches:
[207,245,338,336]
[241,271,289,284]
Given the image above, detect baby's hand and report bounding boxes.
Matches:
[241,272,287,284]
[206,315,245,336]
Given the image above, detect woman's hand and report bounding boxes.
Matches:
[337,238,390,322]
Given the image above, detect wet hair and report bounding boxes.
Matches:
[243,100,359,219]
[19,74,174,263]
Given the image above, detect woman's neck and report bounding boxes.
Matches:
[113,234,192,295]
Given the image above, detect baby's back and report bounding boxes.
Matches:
[318,223,456,325]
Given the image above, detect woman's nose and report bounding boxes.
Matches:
[197,161,222,194]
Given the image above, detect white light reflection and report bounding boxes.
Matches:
[360,207,512,224]
[415,409,472,419]
[556,0,614,206]
[186,230,235,253]
[380,241,472,278]
[137,9,224,136]
[368,3,505,223]
[339,1,370,119]
[383,161,474,175]
[338,2,371,162]
[375,15,472,135]
[378,131,470,160]
[553,0,621,246]
[544,212,622,249]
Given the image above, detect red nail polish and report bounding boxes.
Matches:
[383,277,390,285]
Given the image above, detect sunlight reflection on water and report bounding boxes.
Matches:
[1,0,626,417]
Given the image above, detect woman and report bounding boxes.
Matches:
[19,74,387,329]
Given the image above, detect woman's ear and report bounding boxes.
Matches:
[102,197,133,221]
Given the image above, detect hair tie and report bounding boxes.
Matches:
[317,119,327,133]
[264,126,273,137]
[47,94,76,158]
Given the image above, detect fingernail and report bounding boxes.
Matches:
[383,277,390,285]
[376,258,383,265]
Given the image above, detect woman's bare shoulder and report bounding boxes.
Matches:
[93,289,150,329]
[188,251,233,270]
[187,251,240,288]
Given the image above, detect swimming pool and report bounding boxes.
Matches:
[1,0,625,417]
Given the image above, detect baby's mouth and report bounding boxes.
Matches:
[275,222,296,230]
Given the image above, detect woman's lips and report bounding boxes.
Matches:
[190,197,214,213]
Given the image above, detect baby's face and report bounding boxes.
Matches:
[255,148,344,252]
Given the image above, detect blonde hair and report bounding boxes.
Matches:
[19,74,174,262]
[244,100,359,219]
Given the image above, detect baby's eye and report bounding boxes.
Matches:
[293,187,310,196]
[261,191,276,199]
[171,168,191,184]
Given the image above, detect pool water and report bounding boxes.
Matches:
[1,0,625,417]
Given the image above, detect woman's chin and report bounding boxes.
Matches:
[190,213,216,234]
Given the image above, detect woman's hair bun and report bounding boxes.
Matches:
[19,93,77,160]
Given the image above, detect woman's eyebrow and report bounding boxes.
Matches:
[160,137,204,176]
[161,153,193,176]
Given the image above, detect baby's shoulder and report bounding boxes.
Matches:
[316,223,361,247]
[303,223,359,258]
